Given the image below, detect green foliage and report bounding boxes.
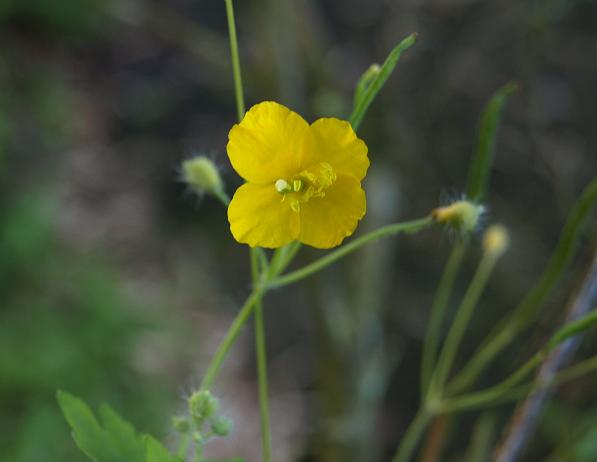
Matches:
[57,392,179,462]
[349,33,417,131]
[466,82,517,202]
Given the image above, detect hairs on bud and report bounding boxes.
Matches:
[431,197,486,237]
[182,155,225,198]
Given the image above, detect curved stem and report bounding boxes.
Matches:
[440,352,543,412]
[251,250,272,462]
[224,0,245,121]
[449,179,597,393]
[391,410,432,462]
[200,288,264,390]
[267,216,433,289]
[421,243,466,397]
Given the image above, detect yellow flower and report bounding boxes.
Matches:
[227,101,369,249]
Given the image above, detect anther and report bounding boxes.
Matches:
[275,179,291,194]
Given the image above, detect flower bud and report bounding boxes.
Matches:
[432,199,485,235]
[188,390,219,422]
[210,416,233,437]
[483,224,509,258]
[182,156,224,197]
[172,416,191,433]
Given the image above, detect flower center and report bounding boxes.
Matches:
[274,162,337,212]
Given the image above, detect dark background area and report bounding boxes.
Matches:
[0,0,595,461]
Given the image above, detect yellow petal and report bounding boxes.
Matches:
[310,118,369,181]
[227,101,315,185]
[228,182,299,248]
[297,174,366,249]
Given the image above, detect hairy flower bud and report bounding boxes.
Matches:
[432,199,485,235]
[172,416,191,433]
[182,156,225,199]
[210,416,233,437]
[188,390,219,422]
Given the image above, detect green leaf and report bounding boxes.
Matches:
[466,82,517,202]
[56,391,120,462]
[58,391,177,462]
[99,405,146,462]
[549,310,597,350]
[349,33,417,131]
[144,435,179,462]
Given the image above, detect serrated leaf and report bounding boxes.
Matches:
[144,435,179,462]
[466,82,517,202]
[57,390,120,462]
[349,33,417,131]
[100,404,146,462]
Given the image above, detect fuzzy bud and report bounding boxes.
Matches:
[432,200,485,235]
[182,156,224,197]
[210,416,233,437]
[172,416,191,433]
[483,225,509,258]
[188,390,219,422]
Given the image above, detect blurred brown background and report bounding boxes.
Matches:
[0,0,595,461]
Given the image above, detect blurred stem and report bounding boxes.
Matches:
[251,250,272,462]
[224,0,246,120]
[429,250,500,399]
[449,179,597,393]
[440,352,543,412]
[225,1,271,457]
[200,288,264,390]
[177,433,190,459]
[421,243,466,397]
[267,216,433,289]
[391,409,432,462]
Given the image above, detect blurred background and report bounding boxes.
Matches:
[0,0,595,461]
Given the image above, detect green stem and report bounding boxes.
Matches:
[251,250,272,462]
[448,179,597,393]
[267,216,433,289]
[429,251,499,398]
[545,354,597,388]
[439,352,543,412]
[200,288,264,390]
[391,410,432,462]
[224,0,245,121]
[177,433,190,459]
[420,243,466,397]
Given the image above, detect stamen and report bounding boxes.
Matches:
[275,179,291,194]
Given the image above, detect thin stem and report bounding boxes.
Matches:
[449,179,597,393]
[267,216,433,289]
[200,288,264,390]
[391,410,432,462]
[177,433,190,459]
[421,243,466,397]
[251,250,272,462]
[542,354,597,388]
[224,0,246,121]
[439,352,543,412]
[429,251,499,398]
